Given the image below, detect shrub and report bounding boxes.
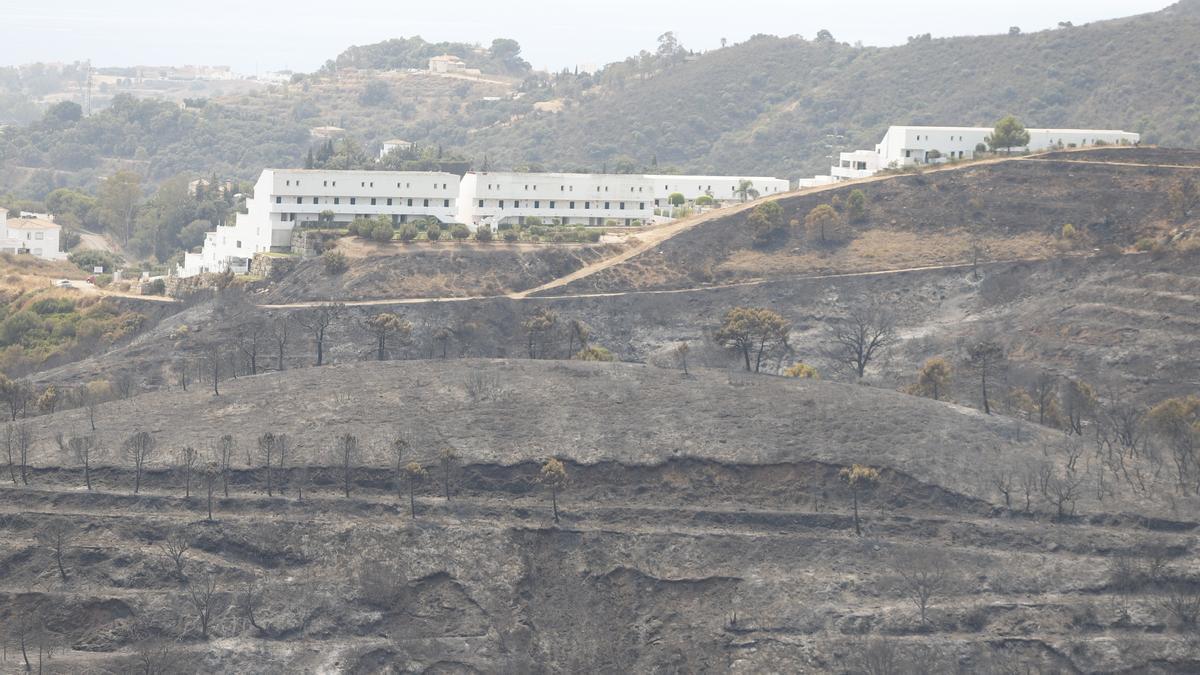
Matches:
[576,346,615,361]
[524,216,543,228]
[497,221,513,231]
[60,229,82,251]
[502,229,519,243]
[68,250,123,273]
[586,230,602,243]
[695,195,715,206]
[425,223,442,241]
[846,189,868,223]
[783,362,820,379]
[371,222,395,242]
[475,226,493,242]
[144,278,167,295]
[1061,223,1077,239]
[398,224,418,242]
[349,217,375,238]
[450,224,471,241]
[323,250,348,275]
[1135,237,1157,252]
[31,298,75,315]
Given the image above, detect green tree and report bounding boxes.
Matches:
[714,307,791,373]
[362,312,412,360]
[846,189,868,224]
[668,192,686,207]
[398,223,419,242]
[839,464,880,536]
[475,225,493,242]
[735,180,759,202]
[426,223,442,241]
[746,200,786,247]
[97,171,142,245]
[986,115,1031,154]
[804,204,842,243]
[451,223,471,241]
[371,220,395,242]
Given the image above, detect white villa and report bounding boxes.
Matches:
[0,209,66,260]
[799,125,1140,186]
[179,169,790,277]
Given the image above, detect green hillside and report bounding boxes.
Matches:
[462,0,1200,177]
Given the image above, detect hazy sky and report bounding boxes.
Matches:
[0,0,1174,73]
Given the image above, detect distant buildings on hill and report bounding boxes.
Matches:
[798,125,1140,187]
[179,169,788,277]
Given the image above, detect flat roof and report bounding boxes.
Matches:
[889,125,1135,134]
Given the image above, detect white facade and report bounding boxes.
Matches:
[180,168,793,277]
[801,125,1141,185]
[181,169,461,277]
[379,139,414,159]
[0,210,66,260]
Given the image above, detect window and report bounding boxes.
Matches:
[236,240,242,248]
[332,181,336,187]
[312,197,319,204]
[479,199,485,207]
[370,182,374,188]
[275,197,282,204]
[407,199,413,206]
[639,202,645,210]
[397,182,402,188]
[525,185,529,190]
[387,198,393,206]
[361,182,366,187]
[350,198,356,205]
[604,202,611,209]
[334,197,340,205]
[297,197,303,204]
[286,180,290,186]
[569,201,575,209]
[323,180,327,187]
[550,201,556,209]
[619,202,625,210]
[585,201,591,209]
[371,198,377,206]
[560,185,565,191]
[423,199,429,207]
[444,199,450,207]
[499,200,505,209]
[534,201,540,208]
[443,183,447,189]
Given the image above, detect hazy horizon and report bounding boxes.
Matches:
[0,0,1175,74]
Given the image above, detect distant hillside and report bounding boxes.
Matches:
[461,1,1200,177]
[328,36,532,76]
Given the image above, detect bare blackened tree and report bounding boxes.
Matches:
[185,568,224,640]
[294,460,311,502]
[566,319,591,356]
[1,377,32,421]
[826,307,897,378]
[215,435,235,497]
[203,341,224,396]
[8,422,34,486]
[36,520,74,582]
[361,312,412,361]
[295,303,343,366]
[390,434,409,503]
[178,446,198,498]
[431,326,453,359]
[269,314,291,371]
[56,433,101,491]
[894,549,955,624]
[1031,371,1059,426]
[159,528,191,578]
[404,462,427,518]
[234,318,268,375]
[966,340,1006,415]
[201,462,220,521]
[171,359,191,391]
[123,431,156,494]
[258,433,276,497]
[274,433,290,492]
[439,447,460,501]
[522,307,559,359]
[74,382,101,432]
[337,433,359,498]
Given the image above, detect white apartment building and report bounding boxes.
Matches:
[181,169,461,276]
[0,209,66,260]
[800,125,1140,185]
[180,168,792,276]
[457,172,790,229]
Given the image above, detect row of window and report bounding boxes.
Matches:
[282,179,451,190]
[277,196,452,208]
[477,199,647,211]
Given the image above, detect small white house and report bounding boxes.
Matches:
[379,139,415,159]
[429,55,467,74]
[0,209,67,260]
